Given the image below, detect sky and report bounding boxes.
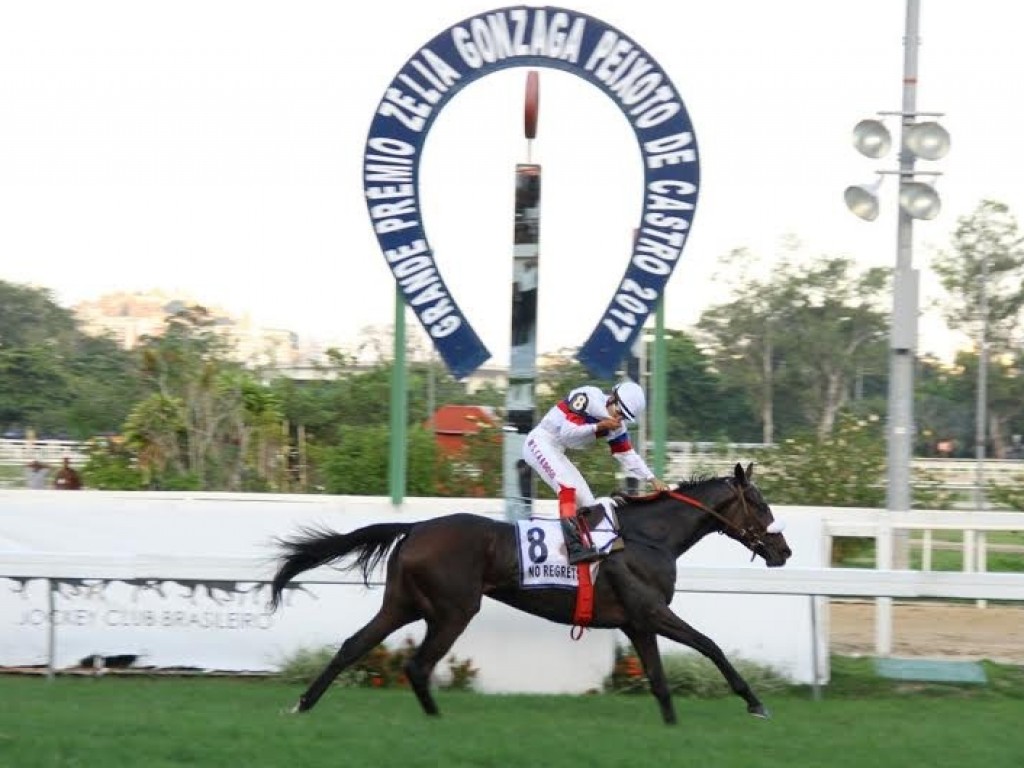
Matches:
[2,1,1023,371]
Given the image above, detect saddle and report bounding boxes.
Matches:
[577,496,626,556]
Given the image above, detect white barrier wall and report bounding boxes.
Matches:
[0,490,825,690]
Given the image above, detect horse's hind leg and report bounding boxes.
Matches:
[294,606,415,713]
[621,626,677,725]
[651,606,769,718]
[404,609,478,717]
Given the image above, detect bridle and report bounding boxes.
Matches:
[666,483,783,560]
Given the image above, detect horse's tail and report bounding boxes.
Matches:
[269,522,415,611]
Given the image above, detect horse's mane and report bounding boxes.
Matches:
[609,474,734,514]
[614,474,727,510]
[675,473,727,491]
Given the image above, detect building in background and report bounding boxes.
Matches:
[428,405,500,458]
[73,290,303,368]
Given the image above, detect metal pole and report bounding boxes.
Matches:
[652,298,668,478]
[809,595,821,701]
[427,350,436,436]
[971,248,989,607]
[47,578,56,681]
[974,253,988,515]
[638,336,648,462]
[389,286,408,506]
[887,0,920,549]
[878,0,922,654]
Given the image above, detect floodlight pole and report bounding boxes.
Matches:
[876,0,921,655]
[845,0,949,652]
[886,0,920,537]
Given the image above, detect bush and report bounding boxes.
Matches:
[276,638,478,691]
[751,414,886,508]
[987,474,1024,511]
[276,646,335,686]
[81,439,146,490]
[605,645,788,698]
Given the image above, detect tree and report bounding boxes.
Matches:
[65,334,145,438]
[931,200,1024,458]
[318,425,448,496]
[661,332,759,442]
[0,346,72,433]
[0,281,140,438]
[914,354,973,457]
[133,305,285,490]
[946,350,1024,460]
[228,372,287,491]
[0,281,77,349]
[698,249,889,441]
[931,199,1024,350]
[751,414,886,508]
[123,392,188,487]
[697,248,793,444]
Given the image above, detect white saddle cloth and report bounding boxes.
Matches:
[515,518,619,589]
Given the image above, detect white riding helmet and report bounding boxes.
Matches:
[613,381,646,423]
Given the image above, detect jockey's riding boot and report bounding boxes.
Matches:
[561,515,599,565]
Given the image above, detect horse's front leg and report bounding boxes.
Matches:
[652,606,769,719]
[620,626,676,725]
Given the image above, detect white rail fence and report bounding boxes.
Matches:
[0,439,87,467]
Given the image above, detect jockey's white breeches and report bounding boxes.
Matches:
[522,429,596,515]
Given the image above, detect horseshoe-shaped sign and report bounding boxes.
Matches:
[363,5,699,380]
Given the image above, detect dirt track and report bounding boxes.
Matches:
[830,600,1024,663]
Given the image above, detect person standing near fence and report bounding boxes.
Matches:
[53,457,82,490]
[24,460,49,489]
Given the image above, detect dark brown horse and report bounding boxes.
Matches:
[270,462,791,725]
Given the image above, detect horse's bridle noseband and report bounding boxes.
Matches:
[666,484,778,559]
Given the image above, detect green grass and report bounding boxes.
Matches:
[2,662,1023,768]
[0,465,25,488]
[833,533,1024,572]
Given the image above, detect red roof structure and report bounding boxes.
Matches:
[428,405,500,456]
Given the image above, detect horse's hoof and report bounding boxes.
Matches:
[287,701,304,715]
[748,704,771,719]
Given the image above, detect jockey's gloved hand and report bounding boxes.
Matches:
[650,478,669,492]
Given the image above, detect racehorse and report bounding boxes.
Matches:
[269,462,791,725]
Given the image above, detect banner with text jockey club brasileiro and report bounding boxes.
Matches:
[363,6,699,380]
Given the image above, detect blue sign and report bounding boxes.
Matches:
[363,6,699,379]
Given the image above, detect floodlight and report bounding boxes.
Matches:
[844,181,881,221]
[852,119,892,159]
[904,121,951,161]
[899,181,941,220]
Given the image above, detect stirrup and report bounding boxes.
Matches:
[562,517,599,565]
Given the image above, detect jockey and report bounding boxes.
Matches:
[522,380,669,565]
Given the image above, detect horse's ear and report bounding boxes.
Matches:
[745,462,755,481]
[734,462,747,486]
